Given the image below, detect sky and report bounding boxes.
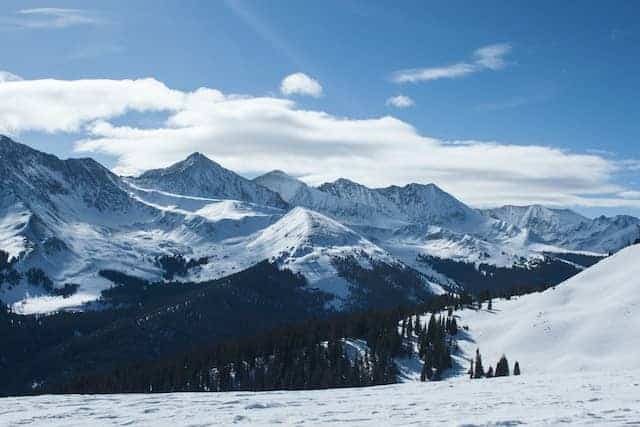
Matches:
[1,1,639,217]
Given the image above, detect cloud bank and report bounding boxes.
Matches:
[0,74,637,210]
[392,43,512,83]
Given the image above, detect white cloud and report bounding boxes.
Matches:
[280,72,323,97]
[0,77,184,134]
[386,95,415,108]
[0,73,635,210]
[392,43,512,83]
[0,71,22,82]
[2,8,102,30]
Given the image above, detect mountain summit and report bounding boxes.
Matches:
[132,153,287,209]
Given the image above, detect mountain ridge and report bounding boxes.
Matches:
[1,136,638,314]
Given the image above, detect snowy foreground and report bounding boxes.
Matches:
[2,371,640,426]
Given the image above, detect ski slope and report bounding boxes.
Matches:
[455,243,640,375]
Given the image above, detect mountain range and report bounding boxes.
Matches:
[1,135,639,314]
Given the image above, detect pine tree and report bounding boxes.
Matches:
[473,348,484,379]
[486,366,494,378]
[488,298,493,311]
[420,361,432,382]
[450,317,458,335]
[495,355,509,377]
[427,314,437,344]
[513,361,521,376]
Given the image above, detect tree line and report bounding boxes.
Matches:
[55,295,459,394]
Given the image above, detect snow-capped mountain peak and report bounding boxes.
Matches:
[484,204,640,253]
[132,153,287,209]
[250,206,371,251]
[253,170,308,202]
[377,182,480,225]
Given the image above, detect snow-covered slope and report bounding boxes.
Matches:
[191,207,442,308]
[4,370,640,426]
[456,244,640,374]
[132,153,287,209]
[0,136,163,294]
[246,207,391,304]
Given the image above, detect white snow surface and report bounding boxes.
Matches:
[454,244,640,374]
[2,370,640,426]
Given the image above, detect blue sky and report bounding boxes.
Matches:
[1,1,639,216]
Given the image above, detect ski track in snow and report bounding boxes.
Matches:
[1,371,640,426]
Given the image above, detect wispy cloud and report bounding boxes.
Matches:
[386,95,414,108]
[1,8,103,30]
[392,43,512,83]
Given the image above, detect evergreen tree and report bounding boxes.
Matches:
[420,361,430,382]
[513,361,521,376]
[495,355,509,377]
[450,317,458,335]
[427,314,437,344]
[473,348,484,379]
[0,250,10,271]
[486,366,494,378]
